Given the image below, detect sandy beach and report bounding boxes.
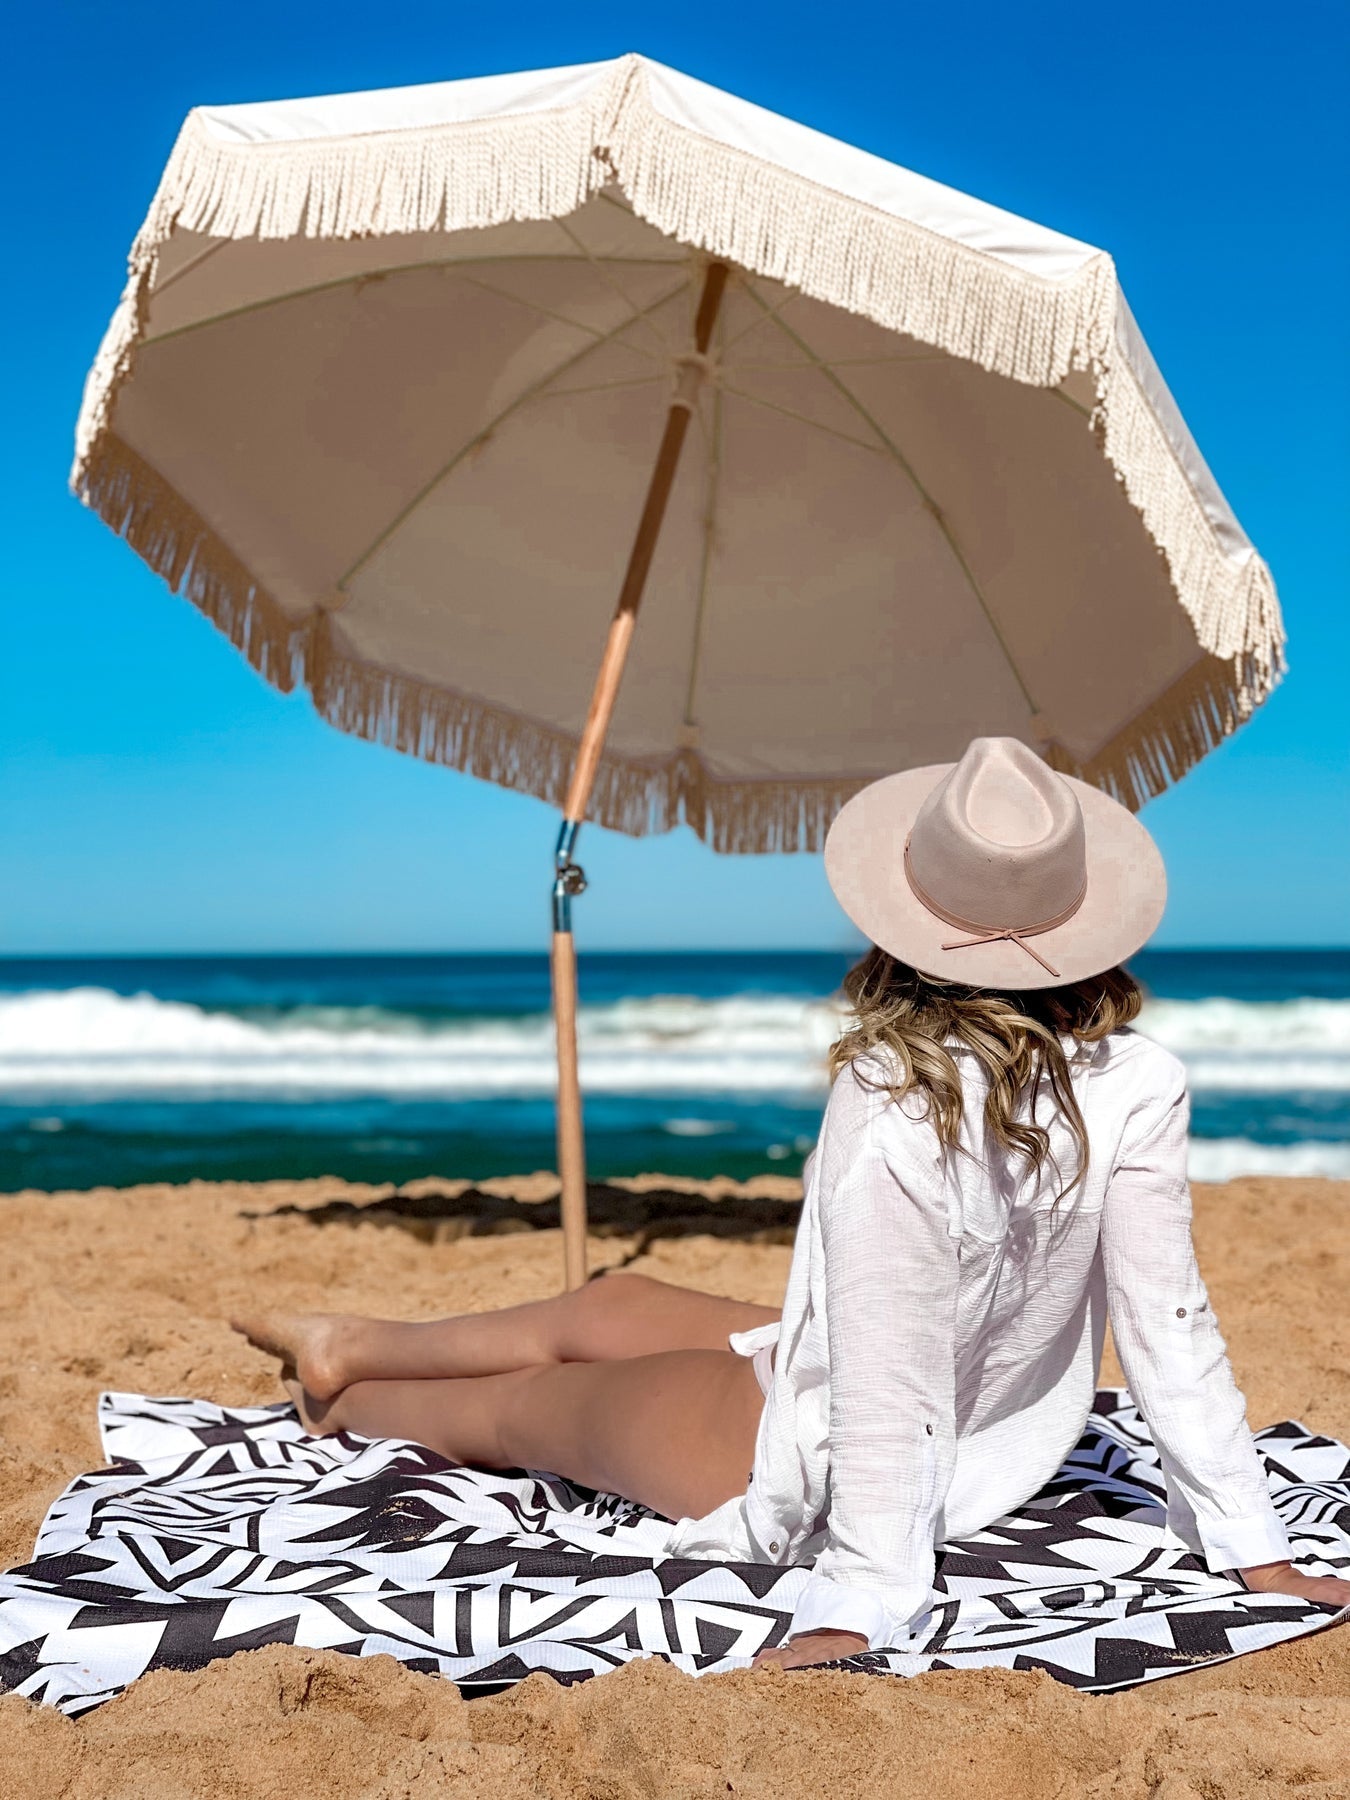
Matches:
[1,1171,1346,1797]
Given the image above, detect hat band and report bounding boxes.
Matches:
[903,839,1087,980]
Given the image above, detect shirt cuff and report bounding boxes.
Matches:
[1197,1510,1291,1576]
[788,1572,917,1650]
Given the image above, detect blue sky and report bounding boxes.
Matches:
[3,1,1346,953]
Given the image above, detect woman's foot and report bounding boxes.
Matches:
[231,1311,354,1400]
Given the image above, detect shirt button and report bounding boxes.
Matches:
[769,1540,781,1555]
[1176,1307,1187,1318]
[925,1424,934,1435]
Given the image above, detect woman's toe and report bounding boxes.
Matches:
[231,1314,291,1358]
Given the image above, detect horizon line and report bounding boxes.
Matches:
[1,944,1348,960]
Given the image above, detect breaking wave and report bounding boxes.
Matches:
[1185,1139,1350,1181]
[2,986,1348,1100]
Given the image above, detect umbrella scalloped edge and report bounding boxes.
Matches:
[71,54,1286,845]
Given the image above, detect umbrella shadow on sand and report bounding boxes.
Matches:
[250,1183,802,1265]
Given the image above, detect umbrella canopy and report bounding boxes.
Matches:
[76,54,1283,850]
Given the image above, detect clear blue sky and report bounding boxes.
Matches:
[3,1,1346,953]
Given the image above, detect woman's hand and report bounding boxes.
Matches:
[1239,1561,1350,1612]
[752,1629,870,1670]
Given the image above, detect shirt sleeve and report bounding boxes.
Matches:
[789,1072,960,1648]
[1100,1057,1290,1574]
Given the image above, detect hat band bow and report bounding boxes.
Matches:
[903,840,1087,980]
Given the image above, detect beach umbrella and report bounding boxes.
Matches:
[75,55,1284,1287]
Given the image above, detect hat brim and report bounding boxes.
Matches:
[824,764,1166,990]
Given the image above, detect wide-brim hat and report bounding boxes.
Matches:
[824,737,1166,990]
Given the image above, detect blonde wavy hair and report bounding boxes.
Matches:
[829,948,1144,1201]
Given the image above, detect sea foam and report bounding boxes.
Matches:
[0,986,840,1097]
[1186,1139,1350,1181]
[1,986,1348,1100]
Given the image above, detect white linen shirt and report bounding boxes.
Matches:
[666,1028,1290,1648]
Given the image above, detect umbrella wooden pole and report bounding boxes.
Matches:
[551,260,729,1290]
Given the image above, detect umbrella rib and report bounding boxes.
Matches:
[1050,388,1093,420]
[552,215,681,356]
[741,283,1041,716]
[151,238,229,296]
[729,352,955,371]
[334,279,691,590]
[718,283,805,355]
[139,255,682,348]
[682,321,727,735]
[539,374,665,400]
[716,382,885,455]
[722,375,1088,446]
[450,271,669,366]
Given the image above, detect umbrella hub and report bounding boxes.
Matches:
[670,350,717,414]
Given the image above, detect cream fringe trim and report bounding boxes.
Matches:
[1046,654,1260,811]
[73,55,1285,845]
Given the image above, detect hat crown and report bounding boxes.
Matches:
[906,738,1086,931]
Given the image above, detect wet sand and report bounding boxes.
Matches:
[1,1172,1346,1797]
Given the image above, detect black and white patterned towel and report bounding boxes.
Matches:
[1,1389,1346,1715]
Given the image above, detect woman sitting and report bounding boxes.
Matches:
[236,737,1349,1668]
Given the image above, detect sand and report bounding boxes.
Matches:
[1,1171,1346,1798]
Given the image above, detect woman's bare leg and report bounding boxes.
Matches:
[286,1347,765,1522]
[234,1273,780,1400]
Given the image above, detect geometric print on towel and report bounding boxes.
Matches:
[1,1389,1346,1716]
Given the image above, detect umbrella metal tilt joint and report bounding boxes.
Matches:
[552,820,587,932]
[550,259,730,1291]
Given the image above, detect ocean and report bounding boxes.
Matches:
[1,949,1347,1193]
